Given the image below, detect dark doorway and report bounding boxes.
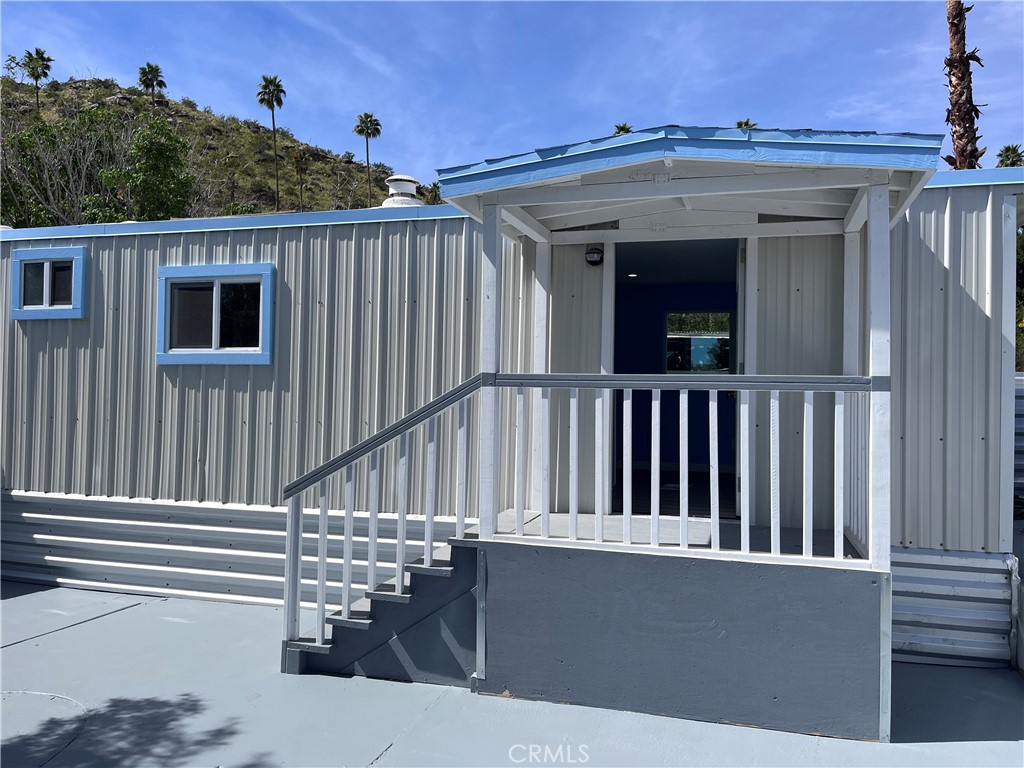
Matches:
[613,240,739,517]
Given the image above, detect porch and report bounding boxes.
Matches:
[279,126,943,741]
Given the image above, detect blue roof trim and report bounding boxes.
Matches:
[437,126,945,199]
[0,204,467,243]
[926,168,1024,188]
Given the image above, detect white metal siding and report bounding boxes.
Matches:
[1,218,529,515]
[891,185,1020,553]
[752,235,844,528]
[548,245,604,512]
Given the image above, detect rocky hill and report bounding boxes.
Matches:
[0,75,421,228]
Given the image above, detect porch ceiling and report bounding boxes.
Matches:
[437,126,944,244]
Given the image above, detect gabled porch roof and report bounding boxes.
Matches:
[437,125,945,244]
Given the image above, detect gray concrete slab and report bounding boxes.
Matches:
[1,581,146,647]
[1,581,1022,767]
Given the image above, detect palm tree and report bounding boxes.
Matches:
[943,1,986,169]
[292,149,308,211]
[419,181,442,205]
[257,75,286,211]
[996,144,1024,168]
[353,112,382,206]
[735,119,758,129]
[138,62,167,105]
[613,123,633,135]
[20,48,53,111]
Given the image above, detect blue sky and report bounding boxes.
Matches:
[2,1,1021,183]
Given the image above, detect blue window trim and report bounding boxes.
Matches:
[156,263,275,366]
[10,246,88,320]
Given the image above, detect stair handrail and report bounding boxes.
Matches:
[281,372,488,646]
[282,372,488,500]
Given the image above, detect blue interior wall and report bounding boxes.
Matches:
[614,281,737,468]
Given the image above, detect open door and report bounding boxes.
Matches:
[613,239,739,517]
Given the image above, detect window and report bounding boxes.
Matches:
[156,263,275,365]
[10,247,88,320]
[666,311,731,373]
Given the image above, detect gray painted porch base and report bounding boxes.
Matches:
[466,539,887,741]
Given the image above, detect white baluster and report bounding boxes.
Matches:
[803,391,814,557]
[650,389,661,546]
[515,387,526,535]
[569,388,579,540]
[770,390,781,555]
[623,389,633,544]
[316,478,329,643]
[679,389,689,549]
[425,417,437,566]
[709,390,720,551]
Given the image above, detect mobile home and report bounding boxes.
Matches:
[3,127,1022,741]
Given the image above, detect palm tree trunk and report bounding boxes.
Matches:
[271,108,280,211]
[34,82,40,111]
[365,135,372,206]
[944,0,986,169]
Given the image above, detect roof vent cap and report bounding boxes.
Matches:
[381,174,424,207]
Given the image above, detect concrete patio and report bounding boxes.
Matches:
[1,580,1021,767]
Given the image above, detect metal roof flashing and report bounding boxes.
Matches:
[925,167,1024,189]
[437,125,945,200]
[0,204,467,243]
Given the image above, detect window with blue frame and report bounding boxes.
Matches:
[156,263,275,365]
[10,247,88,320]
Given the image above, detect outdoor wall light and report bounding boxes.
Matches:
[627,273,638,278]
[584,246,604,266]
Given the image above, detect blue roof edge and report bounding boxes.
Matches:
[925,168,1024,188]
[1,204,467,243]
[437,126,946,198]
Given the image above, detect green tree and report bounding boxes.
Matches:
[257,74,286,211]
[353,112,382,206]
[943,1,986,169]
[735,118,758,129]
[996,144,1023,168]
[292,148,308,212]
[20,48,54,111]
[419,181,442,205]
[101,115,193,220]
[613,122,632,135]
[1,108,191,227]
[137,62,167,105]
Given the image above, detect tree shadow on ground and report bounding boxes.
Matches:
[1,693,275,767]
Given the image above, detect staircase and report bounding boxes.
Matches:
[284,539,478,684]
[891,547,1016,667]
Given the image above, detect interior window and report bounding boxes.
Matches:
[220,282,261,348]
[50,261,74,305]
[170,283,214,349]
[22,262,45,307]
[666,312,731,373]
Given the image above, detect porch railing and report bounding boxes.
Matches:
[497,374,872,563]
[281,373,879,645]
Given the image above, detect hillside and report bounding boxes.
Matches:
[0,75,426,228]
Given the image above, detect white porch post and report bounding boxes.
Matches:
[866,183,892,744]
[531,241,551,511]
[599,241,616,516]
[865,184,891,570]
[479,203,502,540]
